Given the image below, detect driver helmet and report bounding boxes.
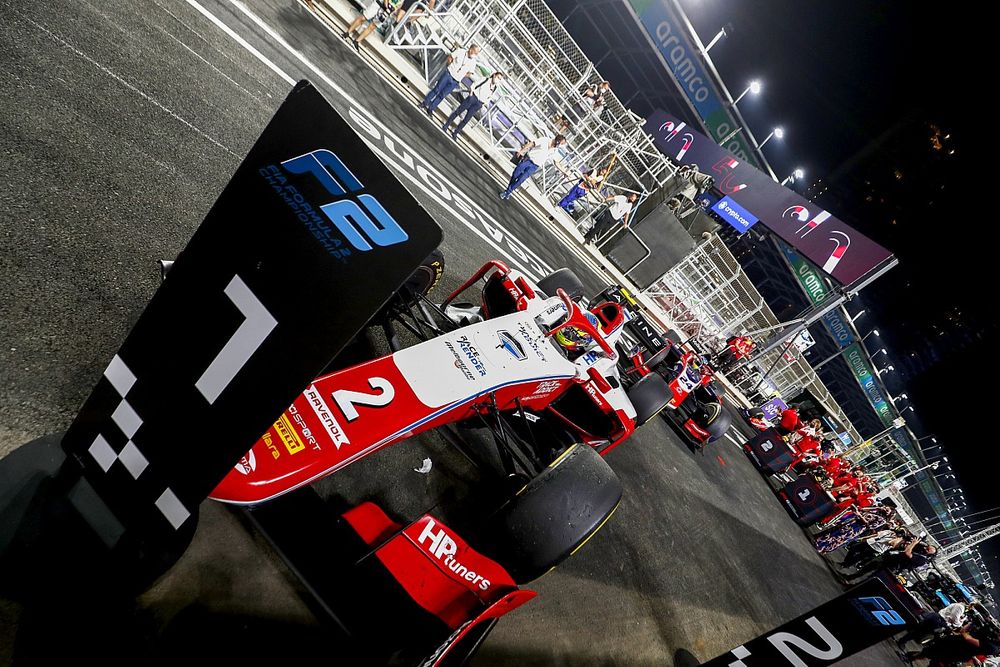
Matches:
[554,311,602,352]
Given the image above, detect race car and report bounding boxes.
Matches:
[202,257,672,663]
[620,337,732,448]
[210,258,672,505]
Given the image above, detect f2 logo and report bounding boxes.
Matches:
[856,597,906,626]
[282,149,409,251]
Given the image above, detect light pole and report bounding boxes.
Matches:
[850,309,866,323]
[876,365,895,376]
[861,329,881,343]
[758,126,784,148]
[702,25,730,54]
[781,168,804,186]
[732,79,761,107]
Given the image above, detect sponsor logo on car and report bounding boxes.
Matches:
[456,335,488,377]
[528,379,562,398]
[415,517,492,592]
[496,330,527,361]
[516,323,549,362]
[444,340,476,381]
[234,450,256,475]
[262,431,281,460]
[274,412,306,455]
[305,384,350,449]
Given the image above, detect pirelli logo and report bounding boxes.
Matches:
[274,413,306,455]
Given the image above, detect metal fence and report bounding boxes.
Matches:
[385,0,676,205]
[643,233,862,444]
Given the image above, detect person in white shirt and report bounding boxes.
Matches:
[341,0,402,50]
[421,44,480,115]
[499,134,569,199]
[441,71,503,139]
[584,192,637,244]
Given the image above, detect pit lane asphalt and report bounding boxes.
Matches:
[0,1,899,664]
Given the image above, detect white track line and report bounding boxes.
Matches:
[182,0,608,284]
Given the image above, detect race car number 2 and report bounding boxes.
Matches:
[332,377,395,421]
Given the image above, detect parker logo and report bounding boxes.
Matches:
[496,330,527,361]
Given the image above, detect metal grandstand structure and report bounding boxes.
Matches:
[381,0,859,442]
[644,233,862,444]
[385,0,676,203]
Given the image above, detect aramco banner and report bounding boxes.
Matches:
[624,0,760,166]
[844,343,894,427]
[646,109,894,285]
[779,244,856,349]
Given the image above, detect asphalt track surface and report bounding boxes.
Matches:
[0,1,899,664]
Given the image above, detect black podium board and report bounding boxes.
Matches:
[778,476,838,527]
[742,429,796,475]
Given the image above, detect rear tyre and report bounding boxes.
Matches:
[401,248,445,297]
[627,373,672,425]
[476,445,622,583]
[536,268,585,301]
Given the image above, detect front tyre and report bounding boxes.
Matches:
[536,268,585,301]
[698,401,732,443]
[475,444,622,583]
[627,373,672,425]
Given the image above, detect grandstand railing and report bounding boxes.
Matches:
[644,233,862,445]
[385,0,676,204]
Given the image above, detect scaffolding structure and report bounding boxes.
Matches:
[644,233,862,445]
[380,0,858,443]
[385,0,676,204]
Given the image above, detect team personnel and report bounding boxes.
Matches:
[499,134,569,200]
[584,192,637,245]
[341,0,402,50]
[441,71,504,139]
[421,44,480,115]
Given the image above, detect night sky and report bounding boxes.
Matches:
[680,1,998,587]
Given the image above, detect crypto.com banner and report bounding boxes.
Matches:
[647,109,893,285]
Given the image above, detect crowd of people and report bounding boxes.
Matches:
[764,405,999,665]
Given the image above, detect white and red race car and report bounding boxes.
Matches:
[202,257,672,664]
[210,258,671,506]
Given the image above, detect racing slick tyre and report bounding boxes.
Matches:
[402,248,445,297]
[699,401,732,443]
[536,268,585,301]
[626,372,672,425]
[477,444,622,583]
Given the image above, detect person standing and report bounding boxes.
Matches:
[441,71,503,139]
[342,0,402,51]
[421,44,480,115]
[499,134,568,200]
[584,192,637,245]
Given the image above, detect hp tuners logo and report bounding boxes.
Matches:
[260,149,408,261]
[416,518,492,591]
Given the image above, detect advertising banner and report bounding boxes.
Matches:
[61,81,443,537]
[701,576,919,667]
[647,109,894,285]
[779,243,856,349]
[844,343,895,427]
[624,0,760,165]
[711,195,759,233]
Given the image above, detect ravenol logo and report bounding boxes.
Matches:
[262,149,409,259]
[497,330,527,361]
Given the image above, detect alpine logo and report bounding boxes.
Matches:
[496,330,527,361]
